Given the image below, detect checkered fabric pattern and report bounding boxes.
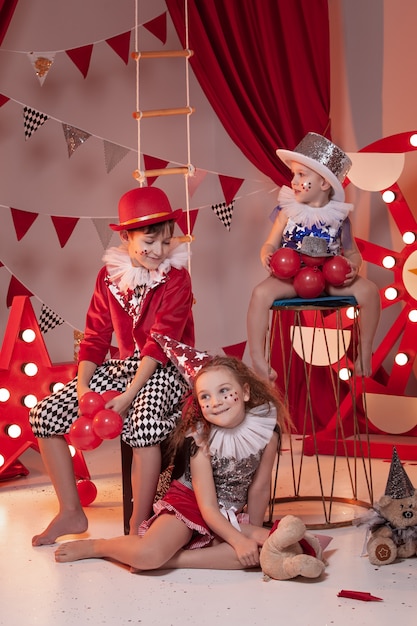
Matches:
[23,106,49,139]
[211,200,234,231]
[39,304,65,334]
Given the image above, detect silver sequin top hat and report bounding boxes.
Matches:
[276,132,352,202]
[299,236,331,258]
[384,447,415,499]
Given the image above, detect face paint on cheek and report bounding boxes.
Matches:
[302,182,312,190]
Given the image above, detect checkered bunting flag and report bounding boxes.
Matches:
[39,304,65,334]
[23,106,49,140]
[211,200,234,231]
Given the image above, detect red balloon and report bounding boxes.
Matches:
[322,255,350,286]
[101,390,121,404]
[270,248,301,279]
[69,416,103,450]
[76,479,98,507]
[92,409,123,440]
[293,266,326,299]
[79,391,106,418]
[300,253,328,268]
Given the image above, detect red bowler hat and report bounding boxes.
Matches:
[109,187,183,231]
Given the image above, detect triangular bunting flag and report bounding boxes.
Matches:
[6,276,33,308]
[222,341,246,360]
[65,44,93,78]
[62,124,91,157]
[143,12,167,45]
[105,31,131,65]
[10,207,38,241]
[0,94,10,107]
[176,209,198,236]
[39,303,65,334]
[23,106,49,140]
[211,200,234,231]
[50,215,79,248]
[92,218,115,249]
[103,140,130,173]
[188,168,207,198]
[143,154,169,185]
[27,52,56,86]
[219,174,244,205]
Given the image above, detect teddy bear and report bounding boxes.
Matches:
[356,447,417,566]
[259,514,327,580]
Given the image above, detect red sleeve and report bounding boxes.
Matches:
[78,268,114,365]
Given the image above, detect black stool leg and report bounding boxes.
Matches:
[120,440,133,535]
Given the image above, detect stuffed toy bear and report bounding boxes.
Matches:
[260,514,326,580]
[355,447,417,566]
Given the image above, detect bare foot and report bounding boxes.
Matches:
[55,539,96,563]
[32,510,88,546]
[355,351,372,378]
[251,357,277,383]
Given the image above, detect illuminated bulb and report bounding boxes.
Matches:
[6,424,22,439]
[68,444,76,458]
[410,133,417,147]
[345,306,357,320]
[339,367,351,381]
[50,381,65,393]
[22,394,37,409]
[0,388,10,402]
[0,455,4,467]
[395,352,409,366]
[20,328,36,343]
[382,255,396,269]
[384,287,398,301]
[408,310,417,322]
[382,189,396,203]
[403,231,416,244]
[22,362,38,377]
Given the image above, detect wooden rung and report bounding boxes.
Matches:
[131,50,193,60]
[133,107,194,119]
[133,167,189,180]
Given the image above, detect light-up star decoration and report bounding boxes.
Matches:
[0,296,90,482]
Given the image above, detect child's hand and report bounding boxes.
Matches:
[104,391,131,419]
[343,259,359,286]
[261,251,273,272]
[232,535,261,568]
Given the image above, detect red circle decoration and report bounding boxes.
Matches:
[78,391,106,418]
[322,255,350,286]
[293,266,326,298]
[76,479,98,507]
[270,248,301,279]
[69,416,103,450]
[92,409,123,440]
[101,390,121,403]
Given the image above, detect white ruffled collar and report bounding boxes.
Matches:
[103,243,189,293]
[278,185,353,229]
[199,403,277,462]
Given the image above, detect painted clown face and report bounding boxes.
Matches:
[195,366,250,429]
[290,161,332,207]
[121,223,172,271]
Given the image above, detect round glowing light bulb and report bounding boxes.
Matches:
[408,310,417,322]
[0,455,4,468]
[6,424,22,439]
[22,362,38,377]
[20,328,36,343]
[0,388,10,402]
[382,255,396,269]
[409,133,417,147]
[345,306,357,320]
[403,231,416,244]
[51,382,65,393]
[338,367,351,381]
[382,190,396,204]
[68,444,76,458]
[395,352,409,366]
[384,287,398,301]
[22,394,38,409]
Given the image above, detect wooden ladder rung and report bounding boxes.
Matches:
[133,167,189,180]
[133,107,194,119]
[131,50,193,60]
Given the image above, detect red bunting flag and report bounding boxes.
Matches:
[176,209,198,236]
[66,44,94,78]
[143,154,169,185]
[50,216,79,248]
[10,207,38,241]
[222,341,246,360]
[0,94,10,107]
[105,31,131,65]
[6,276,33,308]
[219,174,244,205]
[143,12,167,44]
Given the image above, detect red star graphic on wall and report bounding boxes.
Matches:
[0,296,90,481]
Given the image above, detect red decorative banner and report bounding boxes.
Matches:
[143,12,167,44]
[51,215,79,248]
[222,341,246,360]
[219,174,244,205]
[0,94,10,107]
[10,207,38,241]
[176,208,198,236]
[6,276,33,308]
[143,154,169,185]
[65,44,94,78]
[105,31,131,65]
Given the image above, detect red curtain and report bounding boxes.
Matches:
[166,0,331,186]
[0,0,18,44]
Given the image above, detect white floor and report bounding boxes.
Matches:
[1,436,416,626]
